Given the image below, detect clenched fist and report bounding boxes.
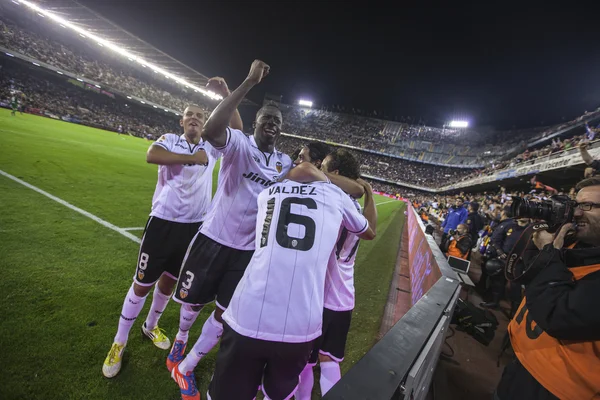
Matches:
[246,59,270,85]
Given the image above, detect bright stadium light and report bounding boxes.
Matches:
[448,120,469,128]
[16,0,223,101]
[32,62,40,66]
[56,71,63,74]
[76,78,83,82]
[298,99,313,108]
[5,52,15,57]
[95,84,101,88]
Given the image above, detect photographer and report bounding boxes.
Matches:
[495,177,600,400]
[442,224,473,260]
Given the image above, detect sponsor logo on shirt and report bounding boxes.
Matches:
[242,171,277,187]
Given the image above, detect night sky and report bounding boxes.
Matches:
[79,0,599,129]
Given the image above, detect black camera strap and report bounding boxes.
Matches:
[505,223,549,281]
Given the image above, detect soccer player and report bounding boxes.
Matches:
[207,162,376,400]
[169,60,294,395]
[296,149,377,398]
[10,95,18,116]
[102,83,243,378]
[294,142,365,199]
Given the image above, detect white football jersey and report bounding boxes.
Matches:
[324,197,362,311]
[149,133,219,223]
[223,180,369,343]
[200,128,293,250]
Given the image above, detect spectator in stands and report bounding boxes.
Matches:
[441,223,472,260]
[579,141,600,176]
[440,197,468,249]
[495,177,600,400]
[466,201,484,245]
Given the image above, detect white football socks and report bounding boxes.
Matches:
[319,361,341,396]
[114,284,147,344]
[179,310,223,374]
[144,285,171,330]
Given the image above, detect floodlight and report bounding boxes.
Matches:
[298,99,313,108]
[95,84,101,88]
[32,62,40,66]
[448,120,469,128]
[17,0,223,101]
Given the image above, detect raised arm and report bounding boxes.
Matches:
[202,60,270,148]
[579,142,594,165]
[206,77,243,131]
[357,179,377,240]
[326,173,365,199]
[147,145,207,166]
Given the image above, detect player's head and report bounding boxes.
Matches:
[321,149,360,180]
[253,104,282,147]
[294,142,330,168]
[180,104,206,137]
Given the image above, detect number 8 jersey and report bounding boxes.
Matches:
[223,179,369,343]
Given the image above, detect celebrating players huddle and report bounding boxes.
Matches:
[102,60,378,400]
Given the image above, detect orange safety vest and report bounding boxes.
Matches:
[446,237,468,259]
[508,262,600,400]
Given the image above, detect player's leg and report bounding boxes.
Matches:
[179,248,253,374]
[141,274,177,349]
[143,221,201,348]
[296,343,319,400]
[170,233,226,387]
[102,217,168,377]
[206,322,265,400]
[262,340,313,400]
[317,309,353,395]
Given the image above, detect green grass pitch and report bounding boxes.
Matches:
[0,108,406,399]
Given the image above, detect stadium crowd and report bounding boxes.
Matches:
[0,16,211,113]
[0,60,179,137]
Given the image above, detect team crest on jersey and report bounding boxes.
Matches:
[157,135,166,142]
[507,228,513,236]
[179,288,188,299]
[137,270,145,280]
[276,161,283,173]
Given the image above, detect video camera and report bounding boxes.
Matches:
[510,195,576,232]
[506,195,577,282]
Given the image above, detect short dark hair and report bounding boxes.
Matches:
[469,201,479,212]
[456,197,464,203]
[290,148,301,162]
[257,104,281,117]
[503,205,513,218]
[305,142,330,164]
[326,149,360,180]
[576,176,600,191]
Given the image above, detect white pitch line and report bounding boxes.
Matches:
[0,169,141,244]
[376,199,398,206]
[122,227,145,231]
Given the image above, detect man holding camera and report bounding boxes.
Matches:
[442,224,473,260]
[495,177,600,400]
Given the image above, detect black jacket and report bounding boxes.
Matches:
[524,243,600,341]
[466,211,484,243]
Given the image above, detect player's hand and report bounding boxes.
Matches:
[191,150,208,165]
[246,60,270,85]
[206,77,231,97]
[357,178,373,193]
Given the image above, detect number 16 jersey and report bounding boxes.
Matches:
[223,179,369,343]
